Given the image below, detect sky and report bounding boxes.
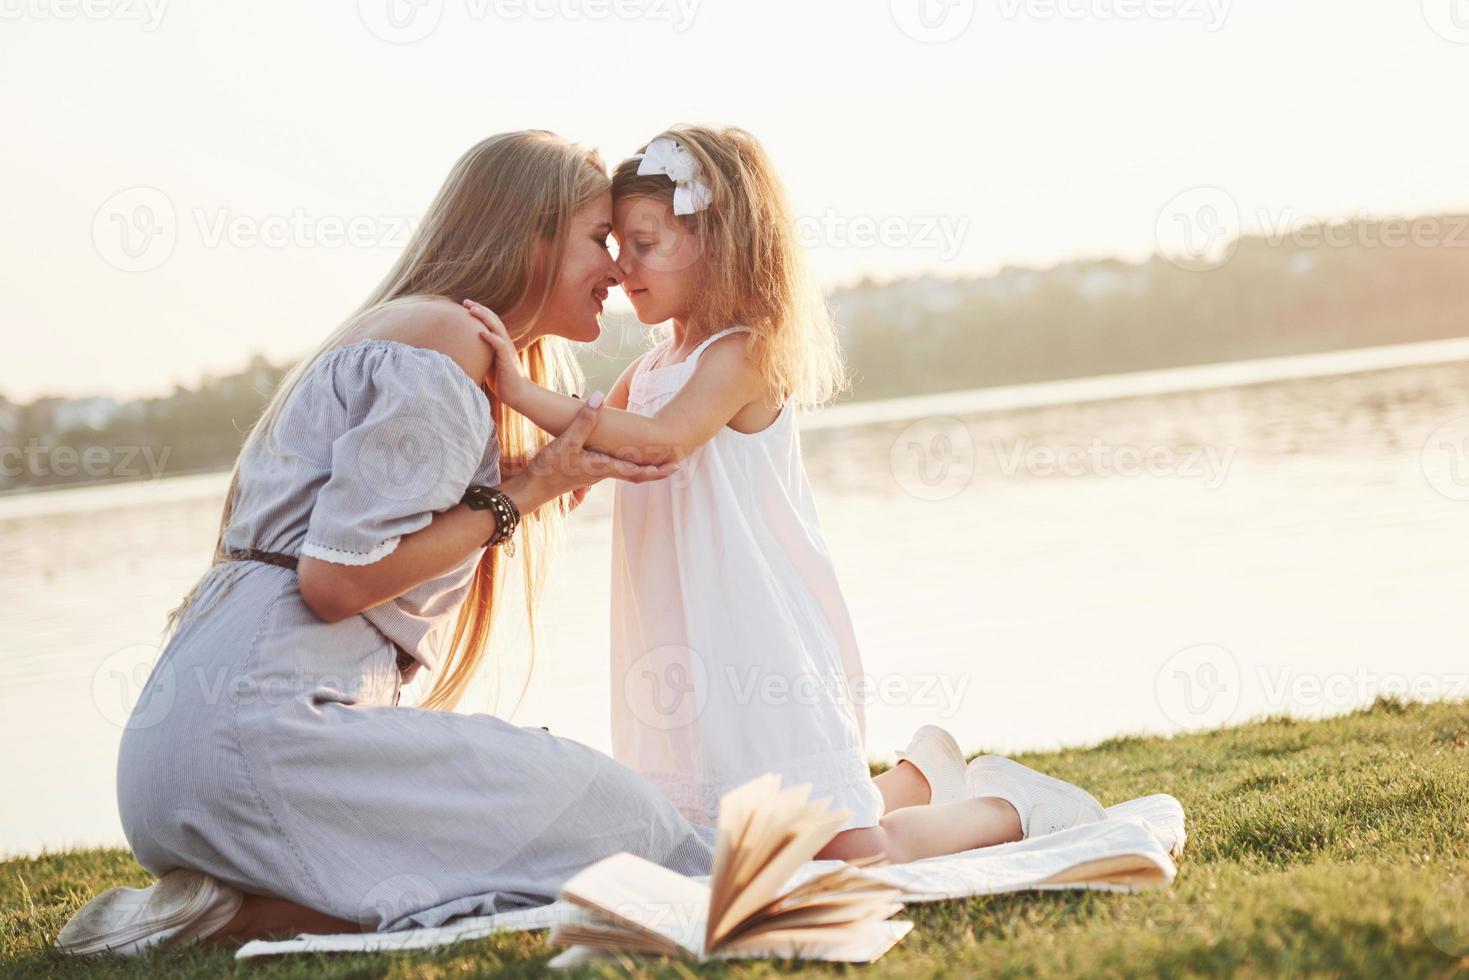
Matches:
[2,0,1467,401]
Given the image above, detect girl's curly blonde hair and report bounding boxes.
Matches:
[612,124,848,408]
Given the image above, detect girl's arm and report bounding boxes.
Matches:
[605,352,641,410]
[467,301,766,465]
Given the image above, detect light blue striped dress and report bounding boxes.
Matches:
[115,338,715,931]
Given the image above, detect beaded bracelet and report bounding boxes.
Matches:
[461,485,521,557]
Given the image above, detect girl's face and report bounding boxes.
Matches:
[520,190,621,344]
[612,194,702,325]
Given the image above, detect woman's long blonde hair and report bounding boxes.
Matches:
[163,130,606,711]
[611,124,847,408]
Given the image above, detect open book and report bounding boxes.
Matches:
[547,773,913,966]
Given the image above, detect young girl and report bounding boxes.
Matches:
[468,124,1108,863]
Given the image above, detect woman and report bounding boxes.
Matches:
[57,131,719,955]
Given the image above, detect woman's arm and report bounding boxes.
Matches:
[298,467,540,623]
[299,393,673,622]
[465,301,766,466]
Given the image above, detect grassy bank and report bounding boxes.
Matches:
[5,698,1467,978]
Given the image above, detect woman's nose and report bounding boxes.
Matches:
[611,252,632,282]
[604,253,625,285]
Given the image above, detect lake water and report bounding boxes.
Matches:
[4,340,1469,858]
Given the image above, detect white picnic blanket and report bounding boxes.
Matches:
[236,794,1185,959]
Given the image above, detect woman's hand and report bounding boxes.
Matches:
[462,299,527,405]
[499,391,677,515]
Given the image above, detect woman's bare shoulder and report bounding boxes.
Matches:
[351,296,491,385]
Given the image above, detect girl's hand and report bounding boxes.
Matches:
[462,299,527,404]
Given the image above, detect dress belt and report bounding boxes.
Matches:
[223,548,298,571]
[221,548,417,683]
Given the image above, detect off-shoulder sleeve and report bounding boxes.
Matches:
[301,342,497,566]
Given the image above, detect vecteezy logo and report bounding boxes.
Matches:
[92,643,176,729]
[358,0,443,43]
[92,186,177,273]
[358,874,442,931]
[354,411,446,503]
[1425,875,1469,956]
[1421,416,1469,502]
[889,0,975,43]
[890,416,976,501]
[1422,0,1469,43]
[1154,643,1241,732]
[622,645,708,731]
[1155,186,1242,272]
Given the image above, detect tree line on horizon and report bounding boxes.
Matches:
[4,217,1467,493]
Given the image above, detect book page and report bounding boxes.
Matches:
[707,803,851,947]
[553,777,913,966]
[716,779,810,904]
[558,851,711,956]
[720,860,895,944]
[705,773,779,928]
[756,858,888,911]
[731,899,906,938]
[549,914,684,959]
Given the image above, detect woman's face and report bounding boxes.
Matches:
[521,190,621,344]
[612,194,702,325]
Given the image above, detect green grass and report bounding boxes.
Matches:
[6,697,1469,978]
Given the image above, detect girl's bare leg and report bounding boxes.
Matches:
[205,894,358,944]
[873,760,931,813]
[815,797,1022,864]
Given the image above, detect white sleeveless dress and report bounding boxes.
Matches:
[611,327,885,831]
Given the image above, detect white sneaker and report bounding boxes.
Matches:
[964,755,1106,839]
[894,724,966,806]
[56,868,243,957]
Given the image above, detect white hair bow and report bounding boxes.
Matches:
[635,137,713,216]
